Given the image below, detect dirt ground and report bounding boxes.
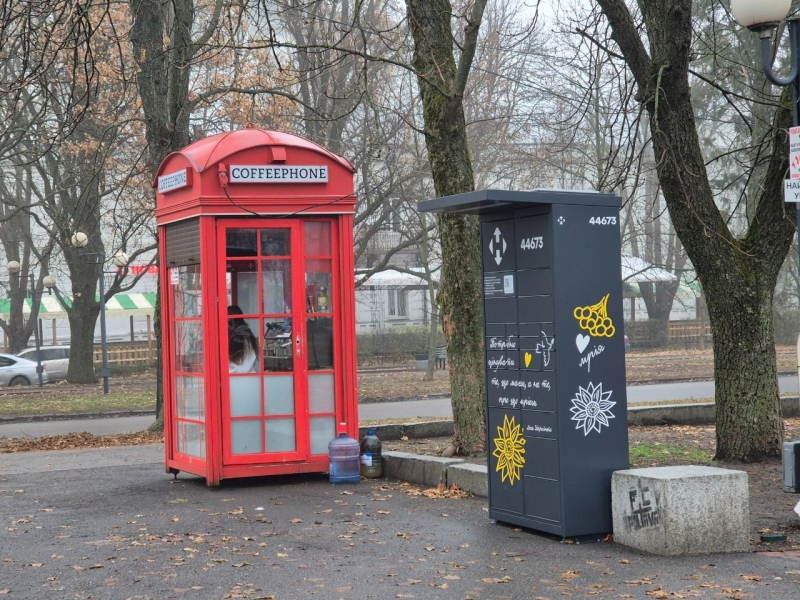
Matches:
[386,419,800,551]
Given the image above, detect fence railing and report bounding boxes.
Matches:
[94,341,157,366]
[667,320,712,342]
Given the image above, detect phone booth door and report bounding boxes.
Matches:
[220,219,338,466]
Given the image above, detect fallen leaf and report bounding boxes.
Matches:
[289,518,303,524]
[740,574,761,582]
[480,576,511,584]
[561,570,580,582]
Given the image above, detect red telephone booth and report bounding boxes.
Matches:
[154,129,358,485]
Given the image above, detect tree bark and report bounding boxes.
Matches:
[405,0,488,454]
[130,0,198,425]
[595,0,794,460]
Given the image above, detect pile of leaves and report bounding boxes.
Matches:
[0,430,163,453]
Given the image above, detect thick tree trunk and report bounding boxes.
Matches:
[406,0,488,454]
[708,264,784,460]
[596,0,794,461]
[66,295,100,383]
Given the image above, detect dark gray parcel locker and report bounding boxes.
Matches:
[420,189,629,538]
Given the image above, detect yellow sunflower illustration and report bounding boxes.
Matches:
[492,414,526,485]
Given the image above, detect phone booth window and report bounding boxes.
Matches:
[172,265,206,459]
[305,221,335,453]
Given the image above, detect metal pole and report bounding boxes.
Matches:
[29,273,43,387]
[98,256,110,394]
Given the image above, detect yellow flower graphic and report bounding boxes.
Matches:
[492,414,526,485]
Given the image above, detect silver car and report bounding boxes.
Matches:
[0,353,50,386]
[16,346,70,382]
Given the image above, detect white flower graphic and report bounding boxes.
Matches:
[570,382,616,435]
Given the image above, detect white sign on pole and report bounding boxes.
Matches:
[784,180,800,203]
[790,126,800,179]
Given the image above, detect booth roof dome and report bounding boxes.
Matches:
[155,129,355,178]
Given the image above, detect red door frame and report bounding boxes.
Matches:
[163,214,358,484]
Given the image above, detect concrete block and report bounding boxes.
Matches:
[383,451,463,487]
[612,466,749,556]
[447,463,488,497]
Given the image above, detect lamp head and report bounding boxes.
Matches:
[112,251,129,268]
[731,0,791,32]
[70,231,89,248]
[7,260,20,275]
[43,275,55,289]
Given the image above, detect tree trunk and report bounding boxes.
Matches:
[66,295,100,383]
[596,0,794,461]
[405,0,488,455]
[708,265,784,460]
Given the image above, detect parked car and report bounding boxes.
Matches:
[0,353,49,386]
[16,346,70,382]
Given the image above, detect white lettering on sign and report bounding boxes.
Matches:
[526,424,553,434]
[229,165,328,183]
[785,179,800,203]
[158,169,189,193]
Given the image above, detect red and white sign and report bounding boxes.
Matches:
[790,127,800,179]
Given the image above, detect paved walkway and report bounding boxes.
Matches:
[1,444,799,598]
[1,376,798,439]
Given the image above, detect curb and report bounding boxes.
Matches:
[370,397,800,498]
[0,409,156,424]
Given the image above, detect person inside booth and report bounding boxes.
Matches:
[228,305,259,373]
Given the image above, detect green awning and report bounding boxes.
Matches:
[0,293,156,320]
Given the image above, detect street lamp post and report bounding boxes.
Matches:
[6,261,55,387]
[71,232,128,395]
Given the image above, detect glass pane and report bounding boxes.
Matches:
[306,259,332,314]
[307,317,333,370]
[177,422,206,459]
[262,260,292,314]
[310,416,335,455]
[227,229,257,256]
[265,375,294,415]
[264,319,293,372]
[173,265,202,318]
[230,375,262,416]
[175,321,203,373]
[231,420,262,454]
[266,418,296,452]
[305,222,331,255]
[227,261,258,314]
[176,375,205,421]
[308,374,334,413]
[260,229,290,256]
[228,314,260,373]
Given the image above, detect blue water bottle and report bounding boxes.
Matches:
[328,432,360,484]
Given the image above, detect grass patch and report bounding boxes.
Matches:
[358,416,450,427]
[629,442,713,467]
[0,389,156,416]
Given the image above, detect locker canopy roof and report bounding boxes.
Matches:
[418,188,622,214]
[0,293,156,320]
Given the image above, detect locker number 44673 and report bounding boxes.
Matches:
[520,236,544,250]
[589,216,617,225]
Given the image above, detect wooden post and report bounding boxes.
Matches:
[146,314,152,361]
[52,319,57,345]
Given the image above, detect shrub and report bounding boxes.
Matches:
[357,326,445,364]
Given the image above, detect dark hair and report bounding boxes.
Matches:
[228,305,258,364]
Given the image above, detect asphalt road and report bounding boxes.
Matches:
[1,445,799,599]
[1,376,797,440]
